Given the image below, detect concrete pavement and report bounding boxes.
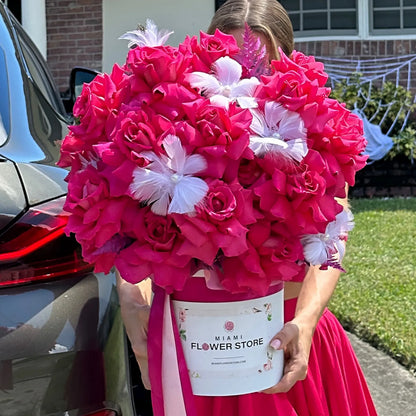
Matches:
[347,332,416,415]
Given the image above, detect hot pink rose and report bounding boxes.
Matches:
[205,179,256,221]
[236,157,265,188]
[254,171,292,223]
[150,82,200,121]
[257,222,305,282]
[178,180,256,258]
[205,181,237,222]
[179,30,239,72]
[114,240,192,292]
[291,50,329,88]
[219,247,269,295]
[64,164,108,215]
[247,220,305,284]
[183,102,251,177]
[65,183,135,272]
[113,109,159,159]
[115,209,192,291]
[324,101,368,186]
[70,65,130,144]
[57,131,90,170]
[258,51,330,113]
[126,45,190,86]
[196,30,240,69]
[137,209,181,251]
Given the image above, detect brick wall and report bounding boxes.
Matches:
[296,39,416,90]
[295,39,416,57]
[46,0,102,92]
[297,39,416,198]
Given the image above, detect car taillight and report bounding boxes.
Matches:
[83,410,118,416]
[0,196,93,287]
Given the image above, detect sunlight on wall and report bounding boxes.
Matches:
[103,0,215,72]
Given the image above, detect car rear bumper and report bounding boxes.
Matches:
[0,272,135,416]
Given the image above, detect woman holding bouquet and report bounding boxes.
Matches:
[60,0,378,414]
[116,1,378,414]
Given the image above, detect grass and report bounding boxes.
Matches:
[329,197,416,375]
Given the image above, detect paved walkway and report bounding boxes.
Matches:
[347,332,416,415]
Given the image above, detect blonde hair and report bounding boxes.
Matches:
[207,0,294,60]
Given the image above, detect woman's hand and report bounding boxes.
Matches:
[116,273,152,390]
[262,319,313,394]
[262,262,343,394]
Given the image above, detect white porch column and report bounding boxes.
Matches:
[21,0,47,58]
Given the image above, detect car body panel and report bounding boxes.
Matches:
[0,274,133,416]
[0,3,138,415]
[0,160,25,230]
[15,162,67,205]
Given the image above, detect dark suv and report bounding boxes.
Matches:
[0,4,151,416]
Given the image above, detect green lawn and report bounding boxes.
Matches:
[329,197,416,375]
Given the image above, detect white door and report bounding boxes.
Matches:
[102,0,215,72]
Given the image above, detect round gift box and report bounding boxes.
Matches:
[171,276,284,396]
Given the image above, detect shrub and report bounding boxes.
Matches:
[330,73,416,162]
[385,126,416,162]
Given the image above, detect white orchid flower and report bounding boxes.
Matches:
[301,209,355,268]
[250,101,308,161]
[119,19,173,48]
[188,56,260,109]
[129,135,208,216]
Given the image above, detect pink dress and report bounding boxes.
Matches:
[148,280,378,416]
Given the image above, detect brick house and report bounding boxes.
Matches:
[6,0,416,93]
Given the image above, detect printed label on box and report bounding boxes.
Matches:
[172,289,284,396]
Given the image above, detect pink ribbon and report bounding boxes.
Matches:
[148,285,197,416]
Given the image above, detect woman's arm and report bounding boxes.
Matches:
[264,194,349,394]
[263,265,341,394]
[116,271,152,389]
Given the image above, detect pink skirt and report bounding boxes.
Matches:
[192,298,378,416]
[148,286,378,416]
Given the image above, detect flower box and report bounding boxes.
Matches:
[172,285,284,396]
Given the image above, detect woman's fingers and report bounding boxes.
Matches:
[270,322,299,350]
[262,349,308,393]
[262,321,308,394]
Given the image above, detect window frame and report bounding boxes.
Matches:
[0,47,10,143]
[282,0,359,37]
[370,0,416,35]
[14,22,66,117]
[283,1,416,41]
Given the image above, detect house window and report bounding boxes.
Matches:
[3,0,22,22]
[371,0,416,34]
[215,0,416,37]
[280,0,358,36]
[215,0,227,10]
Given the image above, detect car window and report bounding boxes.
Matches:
[0,47,10,143]
[14,22,66,117]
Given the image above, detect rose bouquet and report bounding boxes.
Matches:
[58,21,366,295]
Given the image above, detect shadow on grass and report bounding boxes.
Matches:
[350,197,416,213]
